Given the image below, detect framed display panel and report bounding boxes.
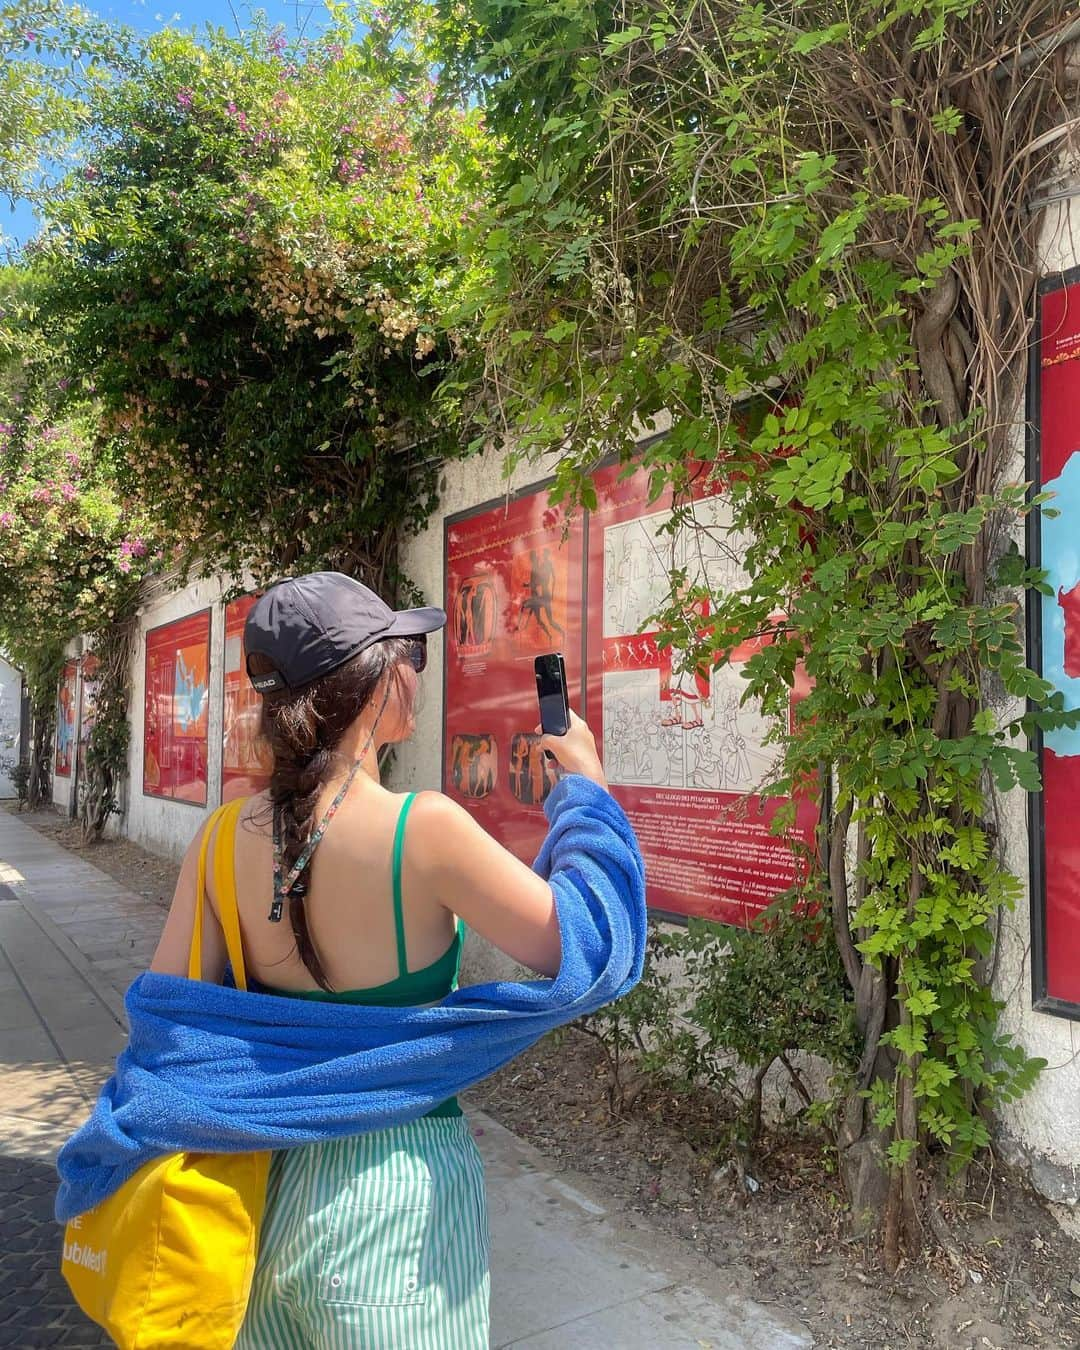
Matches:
[143,609,211,805]
[443,483,586,865]
[55,661,78,777]
[1027,267,1080,1017]
[585,462,817,925]
[221,594,273,803]
[442,466,818,925]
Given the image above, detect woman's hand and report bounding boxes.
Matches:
[536,710,607,790]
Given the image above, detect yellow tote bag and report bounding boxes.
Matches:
[62,798,271,1349]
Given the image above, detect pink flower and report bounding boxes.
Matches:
[326,43,344,60]
[393,92,407,106]
[31,486,51,503]
[226,100,237,116]
[23,31,36,41]
[176,88,193,109]
[117,558,132,574]
[59,483,77,502]
[0,512,13,528]
[65,450,80,469]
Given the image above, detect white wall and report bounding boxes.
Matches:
[990,188,1080,1209]
[0,656,22,798]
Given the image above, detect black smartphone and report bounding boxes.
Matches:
[535,652,571,737]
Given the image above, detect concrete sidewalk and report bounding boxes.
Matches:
[0,808,813,1349]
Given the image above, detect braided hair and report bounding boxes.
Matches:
[248,638,415,990]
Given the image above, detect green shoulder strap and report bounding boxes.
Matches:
[391,792,418,977]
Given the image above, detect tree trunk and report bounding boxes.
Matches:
[26,709,53,810]
[80,759,114,843]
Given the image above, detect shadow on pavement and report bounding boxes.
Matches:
[0,1154,109,1348]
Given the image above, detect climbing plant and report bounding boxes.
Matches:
[77,617,134,841]
[18,640,63,809]
[26,5,490,593]
[3,6,490,829]
[435,0,1080,1264]
[0,263,154,822]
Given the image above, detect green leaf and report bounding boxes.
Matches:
[904,988,939,1017]
[543,319,577,342]
[792,22,849,54]
[603,26,643,54]
[886,1022,928,1057]
[886,1137,917,1168]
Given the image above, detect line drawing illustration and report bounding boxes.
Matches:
[602,664,780,794]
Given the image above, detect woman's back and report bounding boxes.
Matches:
[224,781,459,997]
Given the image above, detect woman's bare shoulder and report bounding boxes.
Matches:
[405,788,474,834]
[237,791,272,836]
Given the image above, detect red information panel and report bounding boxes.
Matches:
[586,463,816,925]
[443,468,817,925]
[444,487,584,864]
[143,610,210,805]
[55,661,78,777]
[222,594,273,803]
[1032,273,1080,1008]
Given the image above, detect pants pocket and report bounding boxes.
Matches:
[318,1175,435,1308]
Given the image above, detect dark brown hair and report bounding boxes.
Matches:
[249,637,416,991]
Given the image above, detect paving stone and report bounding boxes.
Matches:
[0,1157,109,1347]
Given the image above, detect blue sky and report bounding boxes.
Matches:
[2,1,334,249]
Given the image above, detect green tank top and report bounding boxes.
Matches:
[256,792,464,1117]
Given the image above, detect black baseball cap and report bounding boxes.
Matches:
[244,571,446,694]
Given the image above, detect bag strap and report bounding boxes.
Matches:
[189,798,249,990]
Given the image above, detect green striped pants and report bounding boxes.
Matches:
[235,1116,491,1349]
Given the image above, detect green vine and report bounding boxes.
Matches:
[79,617,135,842]
[19,641,64,810]
[433,0,1080,1262]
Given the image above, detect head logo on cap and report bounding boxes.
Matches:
[249,669,287,694]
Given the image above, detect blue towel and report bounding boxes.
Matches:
[56,774,645,1221]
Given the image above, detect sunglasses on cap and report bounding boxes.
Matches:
[406,636,427,674]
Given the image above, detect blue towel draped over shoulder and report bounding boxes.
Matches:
[56,775,645,1221]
